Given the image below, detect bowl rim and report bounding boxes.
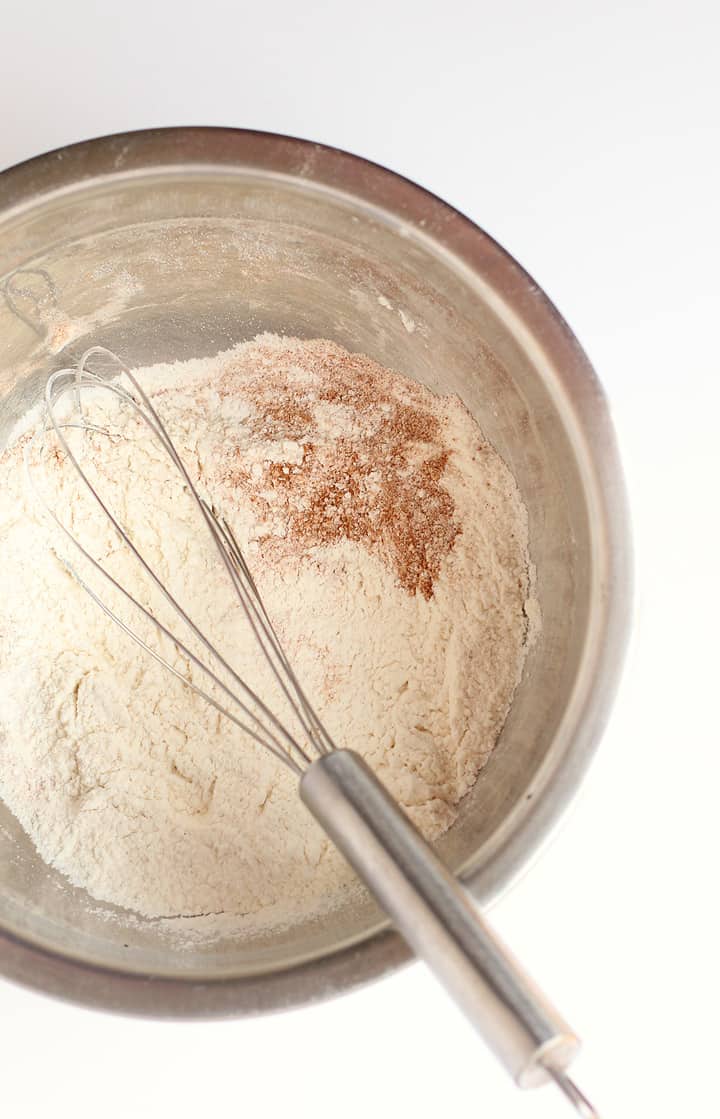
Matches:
[0,126,632,1017]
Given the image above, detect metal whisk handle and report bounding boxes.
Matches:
[300,750,579,1089]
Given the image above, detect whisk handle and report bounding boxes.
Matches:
[300,749,579,1088]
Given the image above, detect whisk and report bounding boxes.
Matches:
[26,346,599,1118]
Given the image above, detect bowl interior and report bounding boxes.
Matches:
[0,135,602,996]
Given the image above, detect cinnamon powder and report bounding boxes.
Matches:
[215,338,461,599]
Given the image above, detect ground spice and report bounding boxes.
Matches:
[217,338,461,598]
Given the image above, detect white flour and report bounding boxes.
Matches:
[0,335,537,932]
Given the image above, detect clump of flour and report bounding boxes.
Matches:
[0,335,537,932]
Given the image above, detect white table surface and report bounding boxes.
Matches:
[1,3,718,1116]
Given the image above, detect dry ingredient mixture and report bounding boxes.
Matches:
[0,335,537,933]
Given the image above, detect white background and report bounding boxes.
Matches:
[1,3,718,1116]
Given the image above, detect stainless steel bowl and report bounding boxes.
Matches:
[0,128,631,1015]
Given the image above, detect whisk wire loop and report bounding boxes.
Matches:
[25,346,334,774]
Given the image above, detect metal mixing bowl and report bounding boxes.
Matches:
[0,128,630,1015]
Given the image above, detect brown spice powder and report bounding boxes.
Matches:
[215,339,461,599]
